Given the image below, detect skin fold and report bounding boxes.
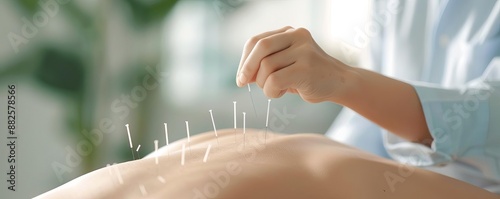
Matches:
[36,129,499,199]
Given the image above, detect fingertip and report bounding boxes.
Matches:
[236,71,242,87]
[238,72,249,86]
[277,89,287,98]
[236,78,241,87]
[236,76,245,87]
[236,81,245,87]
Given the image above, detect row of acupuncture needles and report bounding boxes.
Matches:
[123,84,272,164]
[114,81,271,197]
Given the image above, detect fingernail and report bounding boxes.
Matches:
[238,72,248,86]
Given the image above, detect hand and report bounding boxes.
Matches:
[235,27,433,143]
[236,26,355,103]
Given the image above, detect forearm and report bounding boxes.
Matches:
[334,67,432,143]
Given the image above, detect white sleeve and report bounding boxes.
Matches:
[384,58,500,181]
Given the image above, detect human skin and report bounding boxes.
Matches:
[236,26,431,144]
[36,129,499,199]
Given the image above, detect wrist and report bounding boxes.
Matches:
[328,63,363,105]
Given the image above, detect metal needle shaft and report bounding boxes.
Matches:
[247,84,258,117]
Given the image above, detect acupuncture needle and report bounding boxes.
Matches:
[164,123,169,156]
[233,101,237,142]
[154,140,159,165]
[135,145,141,159]
[247,84,258,117]
[125,124,136,160]
[112,165,124,185]
[181,143,186,166]
[265,99,271,144]
[185,121,191,154]
[209,110,219,145]
[203,144,212,163]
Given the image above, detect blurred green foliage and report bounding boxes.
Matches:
[125,0,179,26]
[10,0,179,92]
[35,48,84,93]
[6,0,179,174]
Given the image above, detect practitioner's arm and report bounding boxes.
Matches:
[236,27,431,143]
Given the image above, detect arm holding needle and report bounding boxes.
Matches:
[235,27,431,143]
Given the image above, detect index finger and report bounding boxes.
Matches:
[237,29,295,87]
[236,26,293,86]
